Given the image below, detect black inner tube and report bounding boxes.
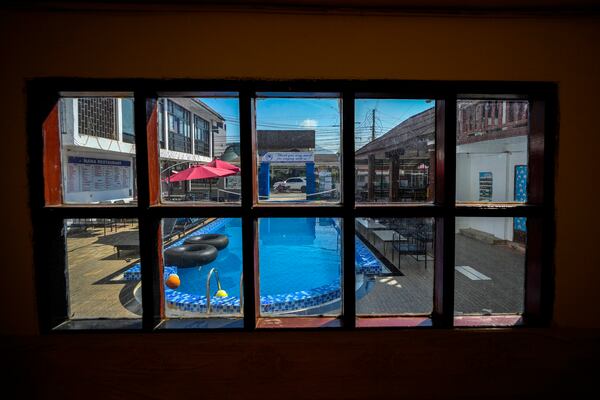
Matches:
[184,234,229,250]
[164,244,218,267]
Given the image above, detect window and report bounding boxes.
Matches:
[159,95,240,204]
[58,96,137,205]
[158,99,165,149]
[121,98,135,144]
[31,80,555,331]
[77,98,118,140]
[167,100,192,154]
[193,115,210,157]
[255,93,341,204]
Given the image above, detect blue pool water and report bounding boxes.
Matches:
[173,218,243,298]
[172,217,341,299]
[123,217,385,313]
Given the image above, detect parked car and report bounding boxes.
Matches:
[272,177,307,192]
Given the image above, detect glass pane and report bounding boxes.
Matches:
[66,218,142,321]
[255,95,341,203]
[159,218,243,326]
[59,97,137,205]
[456,100,529,203]
[158,96,241,204]
[356,218,434,315]
[455,217,526,315]
[355,99,435,203]
[259,218,342,316]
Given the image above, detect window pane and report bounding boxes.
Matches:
[456,100,529,203]
[65,218,142,321]
[455,217,526,316]
[156,218,242,327]
[258,218,341,316]
[356,218,434,316]
[121,98,135,144]
[355,99,435,203]
[59,97,137,205]
[256,95,341,203]
[158,96,241,204]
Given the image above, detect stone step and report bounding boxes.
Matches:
[459,228,505,245]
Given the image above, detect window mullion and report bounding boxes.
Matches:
[39,210,69,332]
[342,90,356,328]
[134,93,162,330]
[524,97,554,326]
[433,96,457,328]
[239,88,258,329]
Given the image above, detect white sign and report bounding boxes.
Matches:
[261,152,314,163]
[66,156,131,193]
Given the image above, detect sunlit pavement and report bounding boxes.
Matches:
[66,222,142,319]
[356,233,525,316]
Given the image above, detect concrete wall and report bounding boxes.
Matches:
[456,136,528,202]
[456,216,514,241]
[1,4,599,399]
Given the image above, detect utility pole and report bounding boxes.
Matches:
[371,109,376,141]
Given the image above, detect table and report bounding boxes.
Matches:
[356,218,386,230]
[356,218,387,242]
[373,230,405,242]
[113,232,141,257]
[372,230,406,266]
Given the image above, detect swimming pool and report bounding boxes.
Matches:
[124,217,384,314]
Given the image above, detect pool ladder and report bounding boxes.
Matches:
[205,268,244,314]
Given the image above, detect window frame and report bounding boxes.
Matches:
[193,114,210,157]
[28,79,557,332]
[167,99,192,154]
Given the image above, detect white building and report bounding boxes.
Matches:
[354,99,529,244]
[59,97,226,203]
[456,100,529,243]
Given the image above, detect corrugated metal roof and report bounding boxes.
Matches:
[355,108,435,157]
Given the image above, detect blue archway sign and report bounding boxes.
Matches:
[259,152,316,200]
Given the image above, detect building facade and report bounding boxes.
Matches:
[456,100,529,242]
[355,100,529,242]
[60,97,137,203]
[355,107,435,202]
[60,97,227,203]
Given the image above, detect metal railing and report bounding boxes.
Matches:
[206,268,221,314]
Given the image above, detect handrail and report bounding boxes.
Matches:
[206,267,221,314]
[217,188,241,196]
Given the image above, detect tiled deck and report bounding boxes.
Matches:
[66,222,142,319]
[356,233,526,316]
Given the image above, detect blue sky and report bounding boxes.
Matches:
[354,99,434,150]
[199,97,434,153]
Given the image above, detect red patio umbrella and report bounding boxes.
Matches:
[206,159,240,172]
[166,164,238,200]
[167,165,236,182]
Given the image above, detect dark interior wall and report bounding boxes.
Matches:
[1,5,599,399]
